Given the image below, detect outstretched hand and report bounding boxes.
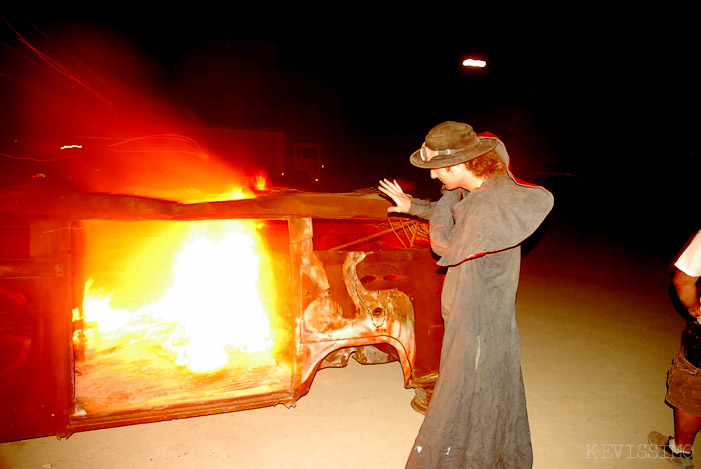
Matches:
[378,178,411,213]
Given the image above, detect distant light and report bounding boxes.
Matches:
[462,59,486,68]
[60,144,83,150]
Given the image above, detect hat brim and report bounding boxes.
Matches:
[409,137,499,169]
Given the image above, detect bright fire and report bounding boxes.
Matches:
[77,217,280,373]
[199,172,269,203]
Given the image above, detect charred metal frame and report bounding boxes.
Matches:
[0,184,444,441]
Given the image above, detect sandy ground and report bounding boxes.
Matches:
[0,215,693,469]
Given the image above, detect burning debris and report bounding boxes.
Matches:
[0,17,443,442]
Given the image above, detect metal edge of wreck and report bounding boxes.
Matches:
[0,183,393,221]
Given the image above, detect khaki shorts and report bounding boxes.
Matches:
[666,349,701,417]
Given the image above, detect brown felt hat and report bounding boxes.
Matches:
[409,121,499,169]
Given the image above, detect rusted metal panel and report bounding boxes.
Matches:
[0,221,74,442]
[356,251,445,382]
[66,390,298,437]
[304,249,443,384]
[0,261,64,278]
[0,183,392,221]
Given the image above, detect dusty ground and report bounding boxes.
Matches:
[0,214,694,469]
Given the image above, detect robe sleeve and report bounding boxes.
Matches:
[434,177,554,267]
[426,190,463,258]
[405,188,463,220]
[406,197,432,220]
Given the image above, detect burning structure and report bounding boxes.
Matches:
[0,16,446,442]
[0,181,445,441]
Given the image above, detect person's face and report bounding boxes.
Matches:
[423,143,483,191]
[423,144,462,190]
[430,166,462,189]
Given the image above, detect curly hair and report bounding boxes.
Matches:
[464,149,506,179]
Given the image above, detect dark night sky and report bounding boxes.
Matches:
[1,8,698,249]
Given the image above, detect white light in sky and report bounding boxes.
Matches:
[462,59,486,68]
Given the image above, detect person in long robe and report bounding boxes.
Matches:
[379,121,554,468]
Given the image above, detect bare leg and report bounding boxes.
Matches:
[674,407,701,452]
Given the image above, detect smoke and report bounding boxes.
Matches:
[0,16,249,200]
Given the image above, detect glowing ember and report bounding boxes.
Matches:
[79,218,278,373]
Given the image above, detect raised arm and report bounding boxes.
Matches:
[378,179,411,213]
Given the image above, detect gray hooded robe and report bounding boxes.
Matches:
[405,139,554,468]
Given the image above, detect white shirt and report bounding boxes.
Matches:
[675,231,701,278]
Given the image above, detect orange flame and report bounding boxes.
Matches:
[78,217,281,373]
[253,171,269,191]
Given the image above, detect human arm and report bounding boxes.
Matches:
[425,189,462,257]
[378,179,411,213]
[378,179,465,257]
[673,269,701,318]
[378,179,434,219]
[673,232,701,319]
[378,178,461,221]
